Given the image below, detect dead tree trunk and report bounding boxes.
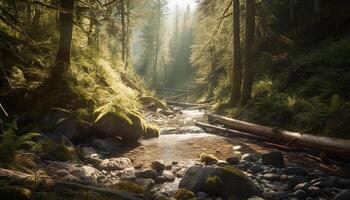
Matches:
[208,114,350,158]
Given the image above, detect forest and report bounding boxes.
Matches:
[0,0,349,200]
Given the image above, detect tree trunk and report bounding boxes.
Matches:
[125,0,131,69]
[120,0,126,65]
[55,0,74,67]
[230,0,241,104]
[208,114,350,158]
[313,0,320,12]
[152,0,161,88]
[289,0,294,22]
[240,0,255,105]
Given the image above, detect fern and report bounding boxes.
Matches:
[0,121,40,162]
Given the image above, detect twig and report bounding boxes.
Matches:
[0,103,8,117]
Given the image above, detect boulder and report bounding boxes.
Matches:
[39,111,91,143]
[98,157,134,171]
[93,112,159,142]
[92,137,123,154]
[179,166,259,199]
[261,151,285,168]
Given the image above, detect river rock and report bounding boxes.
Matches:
[263,173,280,182]
[98,157,134,171]
[241,153,260,162]
[151,160,166,172]
[162,171,175,182]
[294,182,310,191]
[263,191,288,200]
[200,153,218,165]
[136,169,158,180]
[179,165,259,199]
[261,151,285,168]
[292,189,307,199]
[226,156,240,165]
[334,191,350,200]
[92,137,123,154]
[135,178,155,189]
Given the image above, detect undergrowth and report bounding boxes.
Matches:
[220,36,350,139]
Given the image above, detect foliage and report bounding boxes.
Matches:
[0,120,40,162]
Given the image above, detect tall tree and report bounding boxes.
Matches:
[152,0,161,87]
[120,0,127,65]
[55,0,74,68]
[289,0,294,22]
[230,0,241,104]
[240,0,255,105]
[313,0,320,12]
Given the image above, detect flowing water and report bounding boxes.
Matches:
[121,109,263,166]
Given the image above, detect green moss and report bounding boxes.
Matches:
[112,181,145,195]
[199,153,218,165]
[221,166,246,178]
[174,189,196,200]
[204,176,223,196]
[41,137,78,162]
[144,123,160,138]
[139,96,171,111]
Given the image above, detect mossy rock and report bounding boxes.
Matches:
[144,124,160,139]
[174,189,196,200]
[42,137,78,162]
[94,112,159,142]
[139,96,171,111]
[112,181,145,195]
[200,153,218,165]
[179,166,259,200]
[0,186,32,200]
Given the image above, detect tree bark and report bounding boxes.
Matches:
[125,0,131,69]
[55,0,74,67]
[289,0,294,22]
[230,0,241,104]
[208,114,350,158]
[240,0,255,105]
[152,0,161,88]
[120,0,126,65]
[313,0,320,12]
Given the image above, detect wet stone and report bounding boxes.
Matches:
[241,153,260,162]
[334,191,350,200]
[226,156,240,165]
[151,160,166,172]
[292,189,307,199]
[136,169,158,180]
[264,173,280,182]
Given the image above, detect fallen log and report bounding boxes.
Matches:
[208,114,350,158]
[165,100,209,108]
[195,122,263,140]
[195,122,306,152]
